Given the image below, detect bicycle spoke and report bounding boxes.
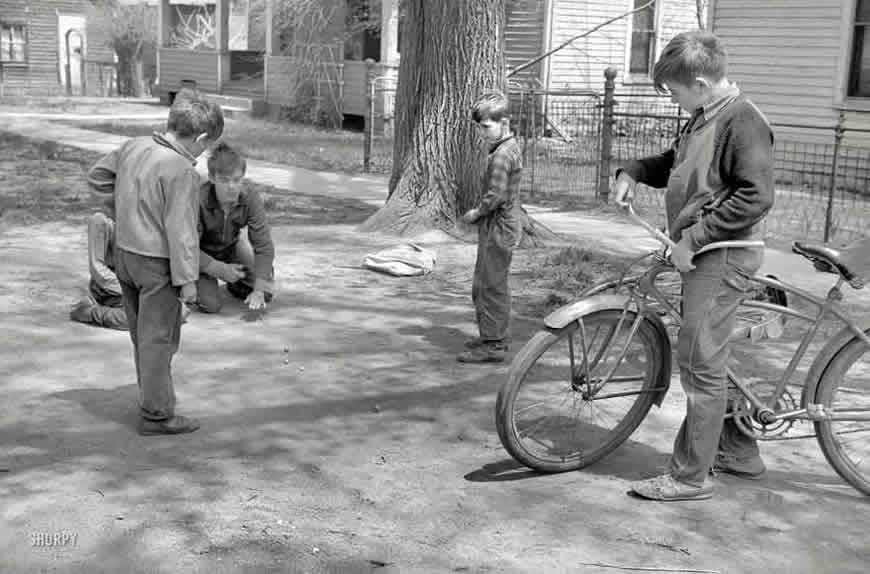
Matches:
[577,319,591,387]
[500,308,665,472]
[814,336,870,496]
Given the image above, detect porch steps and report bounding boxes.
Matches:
[204,93,264,119]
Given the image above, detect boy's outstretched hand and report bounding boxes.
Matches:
[245,290,267,311]
[670,238,696,272]
[462,208,481,224]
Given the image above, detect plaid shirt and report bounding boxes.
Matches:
[477,134,523,218]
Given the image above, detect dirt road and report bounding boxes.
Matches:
[1,210,868,574]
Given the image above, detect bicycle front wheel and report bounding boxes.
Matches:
[495,308,669,473]
[814,333,870,495]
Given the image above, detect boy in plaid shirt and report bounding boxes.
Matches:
[458,90,524,364]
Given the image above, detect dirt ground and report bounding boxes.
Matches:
[1,118,869,573]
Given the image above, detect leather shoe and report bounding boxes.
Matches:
[138,415,201,436]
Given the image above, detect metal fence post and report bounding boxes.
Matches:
[530,89,537,198]
[823,111,846,243]
[363,58,375,173]
[597,67,618,202]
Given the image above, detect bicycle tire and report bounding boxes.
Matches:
[813,332,870,496]
[495,308,668,473]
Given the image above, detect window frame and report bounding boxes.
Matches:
[0,20,29,67]
[623,0,661,85]
[344,0,381,62]
[837,0,870,110]
[848,0,870,98]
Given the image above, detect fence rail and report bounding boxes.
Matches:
[364,68,870,245]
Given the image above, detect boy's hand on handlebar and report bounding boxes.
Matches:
[612,172,635,208]
[670,237,696,272]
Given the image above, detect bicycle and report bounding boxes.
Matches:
[495,204,870,495]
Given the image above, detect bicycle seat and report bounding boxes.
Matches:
[792,241,867,289]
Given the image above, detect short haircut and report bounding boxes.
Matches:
[652,30,727,94]
[173,86,201,104]
[207,142,246,178]
[471,90,510,123]
[167,97,224,141]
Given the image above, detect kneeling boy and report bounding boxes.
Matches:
[197,143,275,313]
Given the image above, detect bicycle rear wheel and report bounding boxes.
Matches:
[814,333,870,495]
[495,308,669,473]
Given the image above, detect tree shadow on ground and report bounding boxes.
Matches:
[2,220,869,574]
[261,190,379,226]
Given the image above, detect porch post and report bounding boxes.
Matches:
[379,0,399,134]
[158,0,171,48]
[264,0,274,99]
[264,0,275,55]
[157,0,171,97]
[215,0,230,91]
[380,0,399,64]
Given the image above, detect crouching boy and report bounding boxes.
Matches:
[196,143,275,314]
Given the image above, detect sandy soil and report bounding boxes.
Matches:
[1,209,868,574]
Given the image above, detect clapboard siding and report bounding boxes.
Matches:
[547,0,699,92]
[158,48,220,93]
[712,0,870,145]
[0,1,113,95]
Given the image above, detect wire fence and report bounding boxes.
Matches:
[364,71,870,245]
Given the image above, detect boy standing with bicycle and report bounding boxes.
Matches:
[613,31,775,500]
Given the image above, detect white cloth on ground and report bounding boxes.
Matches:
[363,243,436,277]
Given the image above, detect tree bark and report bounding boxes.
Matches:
[359,0,558,246]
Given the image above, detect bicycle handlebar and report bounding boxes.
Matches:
[622,202,765,257]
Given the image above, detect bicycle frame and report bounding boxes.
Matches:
[618,248,870,426]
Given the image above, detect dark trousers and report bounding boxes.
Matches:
[197,236,271,313]
[87,279,128,330]
[472,216,518,342]
[114,248,183,421]
[669,247,764,486]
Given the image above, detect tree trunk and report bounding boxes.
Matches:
[358,0,557,246]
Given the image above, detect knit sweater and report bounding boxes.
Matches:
[619,86,775,250]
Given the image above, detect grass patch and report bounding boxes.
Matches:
[513,245,635,317]
[0,130,376,229]
[64,118,393,176]
[0,132,106,226]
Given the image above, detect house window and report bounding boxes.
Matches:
[344,0,380,61]
[628,0,657,75]
[849,0,870,97]
[0,22,27,63]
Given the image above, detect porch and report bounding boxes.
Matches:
[155,0,399,120]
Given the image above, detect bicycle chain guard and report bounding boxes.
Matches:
[729,381,798,440]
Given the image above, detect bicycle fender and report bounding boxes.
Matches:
[543,294,673,407]
[801,317,870,406]
[543,294,638,330]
